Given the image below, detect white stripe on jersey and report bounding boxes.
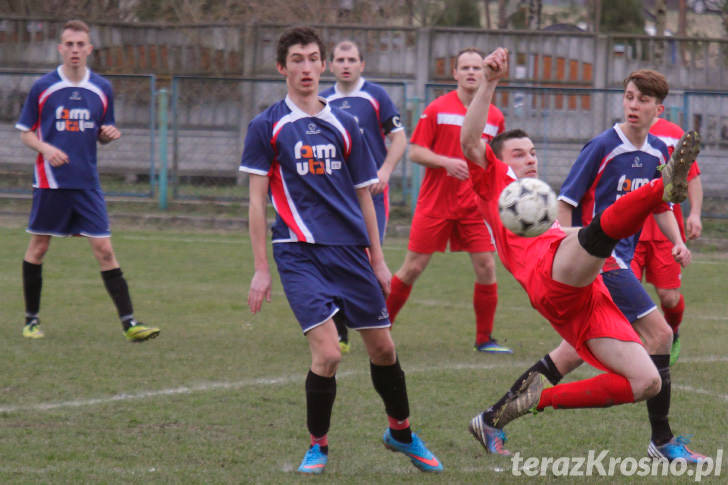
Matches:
[437,113,497,136]
[657,135,679,149]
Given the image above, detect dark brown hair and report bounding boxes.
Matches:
[490,129,531,159]
[623,69,669,103]
[276,27,326,67]
[331,40,363,62]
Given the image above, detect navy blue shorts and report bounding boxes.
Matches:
[602,268,657,323]
[27,188,110,238]
[273,242,391,334]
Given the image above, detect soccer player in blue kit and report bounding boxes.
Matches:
[241,27,442,474]
[15,19,159,342]
[321,39,407,352]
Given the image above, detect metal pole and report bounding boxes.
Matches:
[158,88,169,210]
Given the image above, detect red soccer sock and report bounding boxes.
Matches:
[310,434,328,448]
[662,294,685,335]
[537,373,635,410]
[600,179,666,240]
[474,282,497,345]
[386,275,412,324]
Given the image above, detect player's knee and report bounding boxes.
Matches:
[315,349,342,374]
[656,288,680,308]
[400,259,427,282]
[632,371,661,401]
[28,243,49,261]
[367,340,396,365]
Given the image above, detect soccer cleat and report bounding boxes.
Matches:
[669,335,681,366]
[648,435,707,464]
[468,413,511,455]
[490,371,545,428]
[475,338,513,354]
[339,340,351,354]
[382,429,443,472]
[22,318,45,339]
[297,444,327,474]
[124,322,160,342]
[660,130,700,203]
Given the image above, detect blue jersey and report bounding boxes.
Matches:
[239,96,378,246]
[320,78,403,169]
[15,66,115,189]
[558,124,669,269]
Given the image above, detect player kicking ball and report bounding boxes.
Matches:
[459,47,702,459]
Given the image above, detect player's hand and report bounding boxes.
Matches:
[98,124,121,144]
[444,157,469,180]
[685,213,702,240]
[41,144,69,167]
[371,258,392,298]
[369,167,391,195]
[248,268,272,313]
[672,243,692,267]
[484,47,509,82]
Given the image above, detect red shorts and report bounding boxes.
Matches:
[526,237,643,373]
[631,240,682,289]
[408,211,495,254]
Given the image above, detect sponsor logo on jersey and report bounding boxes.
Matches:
[632,156,643,168]
[340,100,351,110]
[616,174,650,198]
[305,122,321,135]
[55,105,95,132]
[69,90,82,101]
[294,141,342,175]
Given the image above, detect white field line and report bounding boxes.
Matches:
[1,358,726,414]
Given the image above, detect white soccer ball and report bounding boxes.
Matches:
[498,178,557,237]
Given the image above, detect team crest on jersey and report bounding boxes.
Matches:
[294,141,342,175]
[55,105,95,132]
[632,156,643,168]
[69,90,82,101]
[306,123,321,135]
[340,100,351,110]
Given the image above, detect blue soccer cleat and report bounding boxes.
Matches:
[297,444,327,474]
[469,413,511,455]
[382,429,443,472]
[475,338,513,354]
[648,435,707,464]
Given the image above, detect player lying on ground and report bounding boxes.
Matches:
[459,47,702,459]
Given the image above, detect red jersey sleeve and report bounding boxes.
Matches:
[410,103,438,149]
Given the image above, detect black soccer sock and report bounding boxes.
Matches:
[647,354,673,445]
[483,354,562,428]
[577,213,619,258]
[371,358,412,443]
[23,260,42,324]
[101,268,134,329]
[333,312,349,343]
[305,370,336,444]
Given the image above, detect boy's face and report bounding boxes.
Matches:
[453,52,484,92]
[58,29,92,69]
[278,43,325,96]
[622,81,662,131]
[500,137,538,178]
[330,45,364,84]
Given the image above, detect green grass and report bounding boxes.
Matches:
[0,223,726,484]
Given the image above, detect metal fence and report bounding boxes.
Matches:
[1,73,726,217]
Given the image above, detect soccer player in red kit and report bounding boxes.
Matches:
[459,47,701,458]
[387,47,511,353]
[632,116,703,365]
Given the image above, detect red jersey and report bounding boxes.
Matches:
[410,90,505,219]
[640,118,701,241]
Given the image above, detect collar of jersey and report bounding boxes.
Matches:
[335,76,365,97]
[285,95,331,118]
[57,65,90,86]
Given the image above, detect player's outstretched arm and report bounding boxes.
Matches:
[461,47,509,167]
[20,130,69,167]
[247,174,272,313]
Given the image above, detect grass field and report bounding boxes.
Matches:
[0,223,726,484]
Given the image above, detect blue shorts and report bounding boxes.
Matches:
[28,188,110,238]
[273,242,391,334]
[601,269,657,323]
